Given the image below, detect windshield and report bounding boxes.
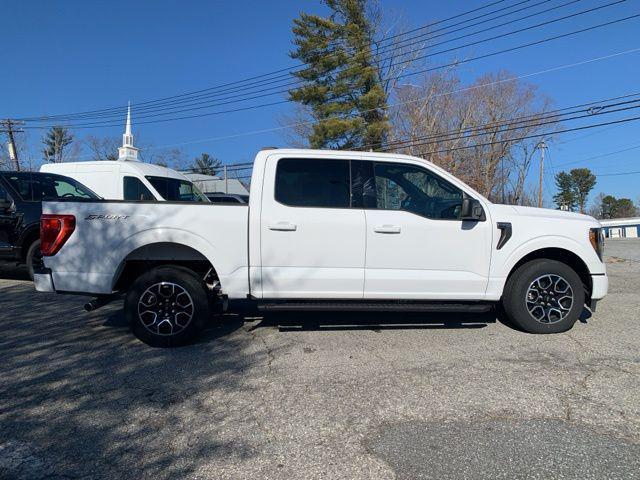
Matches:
[2,172,99,201]
[145,176,209,202]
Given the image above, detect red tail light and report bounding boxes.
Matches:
[41,214,76,256]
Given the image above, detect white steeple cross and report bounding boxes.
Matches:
[118,101,139,161]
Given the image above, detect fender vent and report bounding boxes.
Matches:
[496,222,512,250]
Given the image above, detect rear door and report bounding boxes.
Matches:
[360,159,493,300]
[259,156,366,298]
[0,180,17,256]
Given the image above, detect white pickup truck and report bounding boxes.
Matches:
[34,149,607,347]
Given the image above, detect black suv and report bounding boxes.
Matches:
[0,171,98,279]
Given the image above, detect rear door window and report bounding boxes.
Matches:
[275,158,351,208]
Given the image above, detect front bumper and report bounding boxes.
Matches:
[589,274,608,311]
[591,274,608,300]
[34,269,55,293]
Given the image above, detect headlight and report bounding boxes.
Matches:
[589,228,605,262]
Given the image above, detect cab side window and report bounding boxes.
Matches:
[373,162,464,220]
[275,158,350,208]
[123,177,155,201]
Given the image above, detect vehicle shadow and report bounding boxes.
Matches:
[0,284,278,479]
[252,309,496,332]
[103,306,250,345]
[0,264,30,281]
[494,303,593,332]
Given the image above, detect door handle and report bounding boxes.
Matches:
[268,222,297,231]
[374,225,401,234]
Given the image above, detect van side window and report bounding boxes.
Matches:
[275,158,350,208]
[373,162,464,220]
[123,177,155,201]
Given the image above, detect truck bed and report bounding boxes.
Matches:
[41,199,250,297]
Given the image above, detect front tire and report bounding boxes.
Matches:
[502,259,585,334]
[125,266,210,347]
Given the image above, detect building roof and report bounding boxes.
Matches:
[600,217,640,227]
[183,172,249,195]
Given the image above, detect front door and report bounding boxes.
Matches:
[259,157,366,299]
[361,160,493,300]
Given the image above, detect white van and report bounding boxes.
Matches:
[40,161,208,202]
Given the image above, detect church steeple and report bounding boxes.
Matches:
[118,101,139,161]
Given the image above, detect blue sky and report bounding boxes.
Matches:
[1,0,639,204]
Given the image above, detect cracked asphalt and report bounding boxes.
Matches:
[1,239,639,479]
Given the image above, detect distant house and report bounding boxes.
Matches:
[600,217,640,239]
[183,172,249,195]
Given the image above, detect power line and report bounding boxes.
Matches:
[187,114,640,174]
[367,95,640,151]
[19,0,602,124]
[51,48,640,165]
[552,143,640,168]
[373,0,625,82]
[136,48,640,151]
[20,13,640,131]
[595,169,640,176]
[376,0,559,55]
[13,0,533,122]
[403,114,640,156]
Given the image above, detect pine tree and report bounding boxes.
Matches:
[43,126,73,163]
[553,171,576,211]
[289,0,388,150]
[570,168,596,214]
[192,153,221,176]
[553,168,596,213]
[601,195,618,219]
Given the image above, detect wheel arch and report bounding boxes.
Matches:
[112,242,219,292]
[506,247,592,300]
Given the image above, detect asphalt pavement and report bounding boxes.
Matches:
[0,240,638,479]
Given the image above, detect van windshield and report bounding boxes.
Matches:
[145,176,209,202]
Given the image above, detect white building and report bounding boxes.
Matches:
[600,217,640,238]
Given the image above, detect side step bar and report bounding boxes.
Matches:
[258,300,494,313]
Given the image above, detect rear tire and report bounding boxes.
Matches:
[26,240,42,281]
[502,259,585,334]
[125,266,210,347]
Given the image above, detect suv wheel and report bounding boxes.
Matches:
[26,240,43,281]
[125,266,211,347]
[502,259,585,334]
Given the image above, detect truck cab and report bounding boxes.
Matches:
[40,161,208,202]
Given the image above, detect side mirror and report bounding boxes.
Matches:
[460,197,484,221]
[0,197,12,212]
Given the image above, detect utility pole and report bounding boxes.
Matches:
[537,140,547,208]
[1,119,25,171]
